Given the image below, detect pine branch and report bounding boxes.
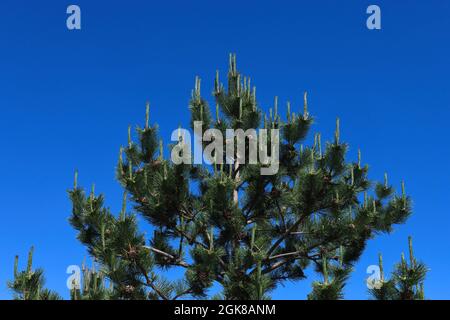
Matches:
[265,214,309,258]
[136,261,169,300]
[143,246,190,268]
[269,250,302,261]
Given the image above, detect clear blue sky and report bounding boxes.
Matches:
[0,0,449,299]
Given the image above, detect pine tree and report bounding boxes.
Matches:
[370,236,426,300]
[20,54,411,300]
[7,247,61,300]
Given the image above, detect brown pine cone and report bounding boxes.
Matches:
[140,197,148,203]
[197,271,209,282]
[125,245,139,260]
[124,285,134,294]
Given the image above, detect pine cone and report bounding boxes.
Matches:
[197,271,209,282]
[124,285,135,294]
[125,245,139,260]
[140,197,148,203]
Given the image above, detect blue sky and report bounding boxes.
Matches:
[0,0,449,299]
